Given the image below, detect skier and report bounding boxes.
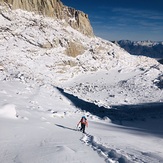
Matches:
[77,116,88,133]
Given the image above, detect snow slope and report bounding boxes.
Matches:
[0,80,163,163]
[0,4,163,163]
[0,5,162,105]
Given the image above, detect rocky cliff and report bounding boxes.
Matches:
[0,0,94,36]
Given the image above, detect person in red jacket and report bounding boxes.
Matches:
[77,116,88,133]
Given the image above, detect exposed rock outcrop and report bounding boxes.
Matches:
[65,41,85,57]
[0,0,94,36]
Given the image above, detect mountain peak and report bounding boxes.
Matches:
[0,0,94,36]
[115,40,163,58]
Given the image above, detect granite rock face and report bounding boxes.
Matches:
[0,0,94,36]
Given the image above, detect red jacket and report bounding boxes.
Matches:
[78,117,88,127]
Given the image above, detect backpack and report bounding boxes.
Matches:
[81,117,87,124]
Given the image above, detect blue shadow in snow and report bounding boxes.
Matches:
[56,87,163,136]
[55,124,77,132]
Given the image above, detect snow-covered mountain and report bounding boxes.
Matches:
[0,3,162,104]
[114,40,163,59]
[0,1,163,163]
[0,0,94,36]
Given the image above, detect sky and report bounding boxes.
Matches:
[61,0,163,41]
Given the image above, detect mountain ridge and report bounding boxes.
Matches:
[0,3,163,105]
[0,0,94,36]
[113,40,163,59]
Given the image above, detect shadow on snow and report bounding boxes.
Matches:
[55,124,77,132]
[56,87,163,136]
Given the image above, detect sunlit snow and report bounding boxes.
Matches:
[0,5,163,163]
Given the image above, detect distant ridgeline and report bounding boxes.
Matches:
[113,40,163,63]
[0,0,94,37]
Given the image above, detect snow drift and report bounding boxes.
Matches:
[0,104,17,119]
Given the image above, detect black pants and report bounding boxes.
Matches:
[80,123,86,133]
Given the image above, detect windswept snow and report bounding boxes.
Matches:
[0,4,163,163]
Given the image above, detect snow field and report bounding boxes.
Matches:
[0,80,162,163]
[0,4,163,163]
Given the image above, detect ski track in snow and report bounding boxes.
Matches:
[0,70,163,163]
[81,132,134,163]
[0,4,163,163]
[80,131,163,163]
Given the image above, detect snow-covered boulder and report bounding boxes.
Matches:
[0,104,17,119]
